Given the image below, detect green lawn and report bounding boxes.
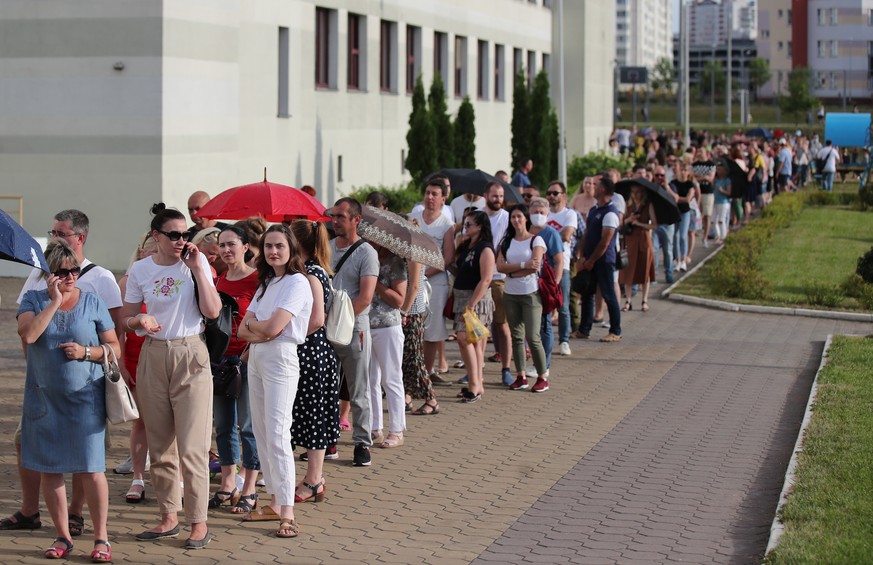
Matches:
[765,336,873,564]
[760,206,873,307]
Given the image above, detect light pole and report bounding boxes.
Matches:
[725,0,732,124]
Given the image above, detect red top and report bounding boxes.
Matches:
[123,304,148,386]
[216,270,259,356]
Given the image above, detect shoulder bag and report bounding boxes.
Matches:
[212,355,243,399]
[530,237,562,314]
[193,276,239,364]
[325,239,365,346]
[102,344,140,424]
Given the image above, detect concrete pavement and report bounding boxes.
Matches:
[0,265,869,563]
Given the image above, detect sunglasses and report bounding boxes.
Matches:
[546,191,563,197]
[522,194,533,199]
[463,222,476,228]
[156,229,189,242]
[53,267,81,278]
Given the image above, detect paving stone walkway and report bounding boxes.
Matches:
[0,272,868,564]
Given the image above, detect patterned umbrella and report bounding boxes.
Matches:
[357,206,444,270]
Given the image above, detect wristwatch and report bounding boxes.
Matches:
[84,346,91,361]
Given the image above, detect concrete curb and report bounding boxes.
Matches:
[764,334,832,556]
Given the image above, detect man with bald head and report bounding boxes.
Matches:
[185,191,228,240]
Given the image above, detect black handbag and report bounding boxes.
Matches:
[571,268,595,295]
[616,247,629,270]
[212,356,242,399]
[193,277,239,364]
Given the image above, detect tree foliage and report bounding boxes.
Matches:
[651,56,676,96]
[510,68,531,173]
[453,96,476,168]
[778,68,819,125]
[428,72,454,169]
[405,75,437,186]
[747,58,772,100]
[698,60,726,99]
[528,70,556,188]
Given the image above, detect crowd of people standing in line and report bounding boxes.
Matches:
[8,126,821,558]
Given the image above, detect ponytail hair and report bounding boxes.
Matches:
[149,203,186,232]
[290,220,333,275]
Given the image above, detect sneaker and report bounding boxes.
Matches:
[600,321,610,328]
[256,477,266,487]
[353,444,371,467]
[487,352,502,363]
[559,342,571,356]
[525,365,537,377]
[508,376,529,390]
[456,375,469,385]
[501,368,514,386]
[531,377,550,393]
[429,372,453,386]
[326,444,339,460]
[665,274,674,284]
[114,455,133,475]
[703,239,709,249]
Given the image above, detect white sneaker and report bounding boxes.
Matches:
[525,365,537,377]
[559,342,572,356]
[114,455,133,475]
[703,240,709,249]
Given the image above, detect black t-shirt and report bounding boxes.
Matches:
[670,180,694,213]
[698,179,714,195]
[454,239,492,291]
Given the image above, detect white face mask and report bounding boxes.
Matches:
[530,213,547,227]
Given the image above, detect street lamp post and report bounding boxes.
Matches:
[726,0,732,124]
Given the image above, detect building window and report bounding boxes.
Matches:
[380,19,397,93]
[406,25,421,94]
[348,13,366,91]
[454,35,468,98]
[527,50,536,86]
[777,9,782,18]
[513,47,523,81]
[278,27,290,117]
[818,9,826,25]
[831,40,839,57]
[869,9,873,25]
[787,9,792,25]
[434,31,448,83]
[315,7,337,88]
[494,43,505,101]
[477,40,489,100]
[830,8,838,25]
[787,41,792,58]
[542,53,550,78]
[778,41,783,51]
[868,40,873,56]
[830,72,838,89]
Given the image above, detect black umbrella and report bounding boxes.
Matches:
[0,210,49,272]
[615,178,681,225]
[432,168,524,204]
[746,127,774,140]
[725,158,750,199]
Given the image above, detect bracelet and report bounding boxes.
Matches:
[521,261,526,270]
[245,319,252,332]
[84,346,91,361]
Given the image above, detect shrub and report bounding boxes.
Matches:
[857,246,873,284]
[841,273,867,298]
[802,281,843,308]
[567,151,634,193]
[859,186,873,211]
[858,283,873,310]
[345,183,421,214]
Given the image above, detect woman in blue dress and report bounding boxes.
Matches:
[17,240,120,562]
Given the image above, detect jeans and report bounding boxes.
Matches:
[822,171,835,191]
[333,329,373,447]
[579,261,622,336]
[540,309,554,369]
[504,292,547,375]
[557,270,571,344]
[213,358,260,469]
[673,211,691,261]
[653,223,675,281]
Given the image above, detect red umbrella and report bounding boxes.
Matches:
[194,173,329,222]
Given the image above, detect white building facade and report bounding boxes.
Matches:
[807,0,873,102]
[1,0,613,270]
[688,0,758,46]
[616,0,674,70]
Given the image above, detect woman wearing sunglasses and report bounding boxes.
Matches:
[121,203,222,550]
[17,240,120,561]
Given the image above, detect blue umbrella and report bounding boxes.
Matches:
[0,210,49,272]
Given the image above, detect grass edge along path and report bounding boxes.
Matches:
[764,334,873,564]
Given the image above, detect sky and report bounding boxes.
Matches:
[672,0,681,33]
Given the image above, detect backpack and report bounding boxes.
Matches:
[325,240,365,346]
[531,237,563,315]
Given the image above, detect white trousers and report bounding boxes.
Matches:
[713,202,731,241]
[369,325,407,435]
[248,340,300,506]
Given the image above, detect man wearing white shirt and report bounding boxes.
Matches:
[449,193,485,224]
[410,176,455,224]
[545,181,577,356]
[817,139,841,192]
[3,210,122,535]
[484,182,513,386]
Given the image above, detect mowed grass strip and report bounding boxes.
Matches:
[765,336,873,564]
[760,206,873,307]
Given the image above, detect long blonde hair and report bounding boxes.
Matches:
[290,220,333,275]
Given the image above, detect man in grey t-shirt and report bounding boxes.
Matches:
[329,198,379,467]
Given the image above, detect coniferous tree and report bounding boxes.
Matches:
[453,96,476,169]
[529,70,555,188]
[405,75,437,185]
[428,72,455,168]
[510,68,531,175]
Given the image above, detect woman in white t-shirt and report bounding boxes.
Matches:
[237,225,313,539]
[496,205,549,393]
[121,204,221,549]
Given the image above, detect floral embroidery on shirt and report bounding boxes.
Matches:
[152,276,184,297]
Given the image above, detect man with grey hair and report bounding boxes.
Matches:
[2,210,122,535]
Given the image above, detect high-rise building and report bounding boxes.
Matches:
[806,0,873,103]
[756,0,793,97]
[688,0,758,46]
[616,0,674,69]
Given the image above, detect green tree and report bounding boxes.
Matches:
[528,70,556,188]
[747,58,771,101]
[428,72,454,168]
[510,68,530,174]
[650,56,676,99]
[405,75,437,185]
[778,67,819,124]
[453,96,476,168]
[698,60,726,100]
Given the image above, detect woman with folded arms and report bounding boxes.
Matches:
[121,203,221,550]
[238,225,313,539]
[18,240,120,562]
